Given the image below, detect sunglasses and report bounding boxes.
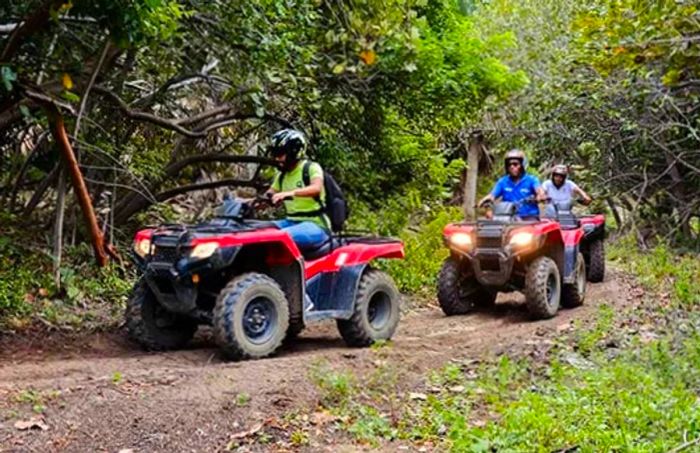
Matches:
[507,161,521,168]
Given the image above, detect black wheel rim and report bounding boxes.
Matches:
[367,291,392,330]
[546,272,558,307]
[243,297,278,344]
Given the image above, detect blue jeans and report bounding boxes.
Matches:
[274,219,329,250]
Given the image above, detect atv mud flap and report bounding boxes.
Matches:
[303,264,365,322]
[563,245,579,284]
[471,251,514,287]
[144,263,198,314]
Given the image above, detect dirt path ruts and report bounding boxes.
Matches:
[0,272,635,452]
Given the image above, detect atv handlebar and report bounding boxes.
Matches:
[477,196,551,209]
[250,193,293,210]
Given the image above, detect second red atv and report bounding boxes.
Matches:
[127,196,404,360]
[437,199,587,319]
[546,201,606,283]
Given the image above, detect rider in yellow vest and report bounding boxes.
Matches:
[265,129,330,250]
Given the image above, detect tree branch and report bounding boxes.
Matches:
[154,178,266,202]
[92,86,207,138]
[165,154,276,176]
[93,86,293,137]
[0,0,64,63]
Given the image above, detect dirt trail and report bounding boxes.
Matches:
[0,273,635,452]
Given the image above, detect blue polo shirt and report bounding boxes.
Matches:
[491,173,541,217]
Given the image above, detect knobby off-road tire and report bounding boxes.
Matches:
[437,258,497,316]
[285,321,305,343]
[562,252,586,308]
[213,273,290,360]
[587,239,605,283]
[525,256,561,319]
[337,269,401,347]
[125,279,197,351]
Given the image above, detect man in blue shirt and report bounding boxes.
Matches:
[478,149,546,219]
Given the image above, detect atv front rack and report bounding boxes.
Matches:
[457,219,541,227]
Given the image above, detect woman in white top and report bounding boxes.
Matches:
[542,164,592,207]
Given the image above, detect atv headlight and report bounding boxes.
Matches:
[134,239,151,258]
[509,232,534,247]
[190,242,219,260]
[449,233,473,251]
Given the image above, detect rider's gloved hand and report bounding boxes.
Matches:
[271,191,294,205]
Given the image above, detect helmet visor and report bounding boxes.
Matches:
[269,144,286,157]
[506,159,522,168]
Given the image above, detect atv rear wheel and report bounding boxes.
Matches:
[125,279,197,350]
[525,256,561,319]
[587,239,605,283]
[213,273,290,360]
[562,253,586,308]
[437,258,496,315]
[337,269,401,347]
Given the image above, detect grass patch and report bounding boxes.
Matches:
[307,240,700,451]
[609,235,700,309]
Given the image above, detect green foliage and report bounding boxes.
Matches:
[383,207,462,295]
[473,0,700,243]
[306,239,700,451]
[289,429,309,447]
[466,341,700,452]
[0,220,131,328]
[235,392,251,407]
[309,361,357,410]
[610,236,700,309]
[111,371,123,385]
[14,388,61,416]
[574,304,614,355]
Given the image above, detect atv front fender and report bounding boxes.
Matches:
[563,245,580,284]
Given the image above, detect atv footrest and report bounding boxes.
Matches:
[305,309,353,322]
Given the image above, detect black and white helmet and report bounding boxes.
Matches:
[552,164,568,177]
[269,129,307,161]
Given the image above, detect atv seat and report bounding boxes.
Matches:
[300,237,344,261]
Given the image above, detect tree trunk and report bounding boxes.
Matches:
[53,166,67,287]
[48,109,110,267]
[463,132,483,220]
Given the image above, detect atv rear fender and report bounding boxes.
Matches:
[303,240,404,322]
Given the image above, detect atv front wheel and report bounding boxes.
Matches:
[337,269,401,347]
[587,239,605,283]
[125,279,198,350]
[525,256,561,319]
[437,258,496,315]
[213,273,290,360]
[562,252,586,308]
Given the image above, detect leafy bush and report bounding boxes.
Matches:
[0,219,131,328]
[384,207,462,295]
[349,200,462,296]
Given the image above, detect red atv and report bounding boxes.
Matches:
[127,196,404,360]
[437,198,587,319]
[579,214,606,283]
[546,201,606,283]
